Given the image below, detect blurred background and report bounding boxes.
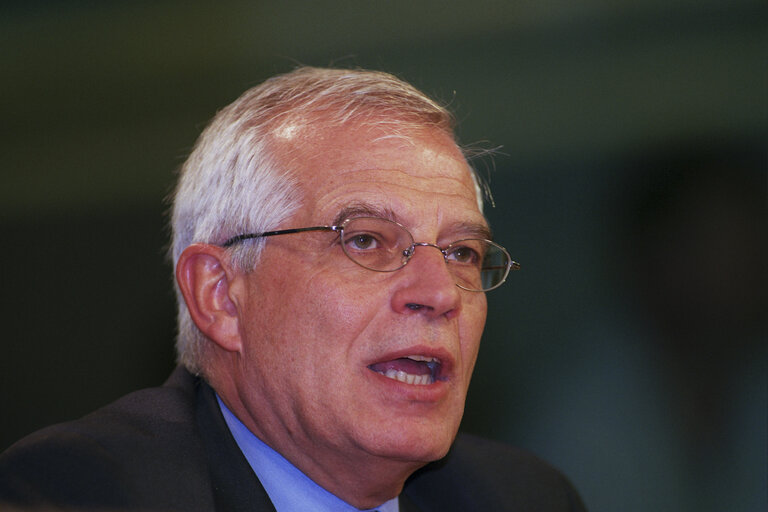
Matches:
[2,1,766,511]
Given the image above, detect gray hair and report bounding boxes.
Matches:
[170,66,476,376]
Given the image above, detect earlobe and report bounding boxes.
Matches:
[175,243,242,352]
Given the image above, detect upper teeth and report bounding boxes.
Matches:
[407,355,439,363]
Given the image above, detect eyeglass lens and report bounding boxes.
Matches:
[339,217,511,291]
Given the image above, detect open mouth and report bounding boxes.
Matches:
[368,355,442,385]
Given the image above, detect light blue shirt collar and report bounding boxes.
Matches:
[217,396,399,512]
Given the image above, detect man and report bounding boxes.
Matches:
[0,67,586,511]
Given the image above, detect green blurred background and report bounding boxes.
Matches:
[2,2,766,511]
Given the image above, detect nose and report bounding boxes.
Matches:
[390,243,461,319]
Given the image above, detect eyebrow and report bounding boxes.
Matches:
[332,203,398,226]
[332,202,494,241]
[445,220,493,241]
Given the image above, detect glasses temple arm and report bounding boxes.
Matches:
[221,226,337,247]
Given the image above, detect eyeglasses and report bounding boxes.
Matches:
[222,216,520,292]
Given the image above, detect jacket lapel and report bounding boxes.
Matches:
[194,378,277,512]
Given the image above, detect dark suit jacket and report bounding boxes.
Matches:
[0,367,586,511]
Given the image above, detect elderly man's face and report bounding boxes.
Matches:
[228,122,488,474]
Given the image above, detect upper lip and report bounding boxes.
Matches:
[366,346,455,381]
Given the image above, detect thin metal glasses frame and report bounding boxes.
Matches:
[221,217,519,292]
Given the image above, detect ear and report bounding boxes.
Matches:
[175,243,243,353]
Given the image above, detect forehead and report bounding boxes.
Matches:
[274,123,484,228]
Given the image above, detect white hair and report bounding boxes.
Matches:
[170,66,482,376]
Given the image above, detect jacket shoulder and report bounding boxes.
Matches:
[0,368,212,511]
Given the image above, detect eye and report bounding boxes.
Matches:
[445,243,482,265]
[345,232,381,251]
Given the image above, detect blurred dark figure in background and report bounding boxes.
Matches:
[615,135,767,511]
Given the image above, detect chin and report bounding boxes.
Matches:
[364,419,459,464]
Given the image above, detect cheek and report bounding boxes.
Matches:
[277,270,387,353]
[310,280,384,340]
[460,297,487,377]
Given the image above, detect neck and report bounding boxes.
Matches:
[212,381,426,509]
